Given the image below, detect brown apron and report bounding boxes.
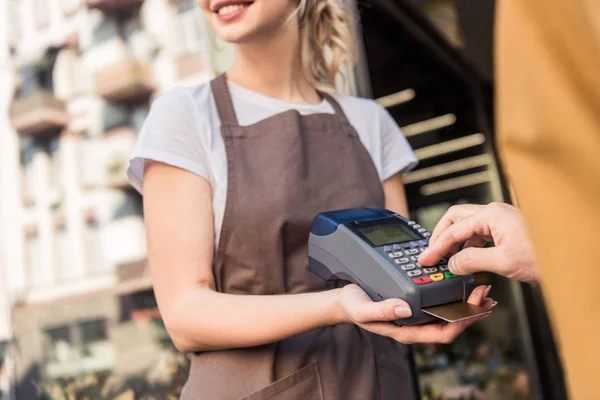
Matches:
[180,75,415,400]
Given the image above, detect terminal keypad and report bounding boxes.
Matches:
[381,221,456,286]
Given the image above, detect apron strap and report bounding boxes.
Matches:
[320,92,349,122]
[210,74,240,126]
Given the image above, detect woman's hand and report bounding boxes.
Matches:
[334,284,495,344]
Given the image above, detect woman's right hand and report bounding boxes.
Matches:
[334,283,494,344]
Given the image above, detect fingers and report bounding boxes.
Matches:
[449,247,504,276]
[362,317,480,344]
[428,204,484,247]
[420,212,492,266]
[466,284,489,305]
[358,286,495,344]
[464,236,488,249]
[351,297,413,324]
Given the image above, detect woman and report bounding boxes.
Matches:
[127,0,494,398]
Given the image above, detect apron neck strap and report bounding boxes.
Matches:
[211,74,240,126]
[211,74,349,126]
[320,91,348,121]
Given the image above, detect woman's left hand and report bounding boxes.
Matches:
[336,284,495,344]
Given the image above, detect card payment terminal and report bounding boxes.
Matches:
[308,207,480,325]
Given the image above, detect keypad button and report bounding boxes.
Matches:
[403,244,411,250]
[383,246,392,253]
[394,258,410,264]
[405,249,419,255]
[407,270,422,277]
[419,247,427,253]
[408,221,416,226]
[423,267,438,274]
[413,276,432,285]
[388,252,403,259]
[430,273,444,282]
[418,240,428,246]
[392,244,402,251]
[409,241,419,248]
[418,228,427,233]
[444,272,458,279]
[410,256,420,262]
[423,232,432,237]
[412,224,421,229]
[439,265,449,272]
[401,264,416,270]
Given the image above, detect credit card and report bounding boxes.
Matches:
[422,302,491,323]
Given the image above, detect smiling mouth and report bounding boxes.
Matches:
[213,1,253,17]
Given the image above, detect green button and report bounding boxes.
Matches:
[444,271,457,279]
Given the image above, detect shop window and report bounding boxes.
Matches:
[44,326,74,363]
[43,319,113,375]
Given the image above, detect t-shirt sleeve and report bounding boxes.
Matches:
[127,88,210,194]
[377,104,419,180]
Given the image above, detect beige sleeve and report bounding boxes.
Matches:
[495,1,600,399]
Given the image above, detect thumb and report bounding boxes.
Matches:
[353,298,413,323]
[448,247,503,276]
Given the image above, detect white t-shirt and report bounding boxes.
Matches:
[127,81,418,246]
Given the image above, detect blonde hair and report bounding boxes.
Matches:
[296,0,354,90]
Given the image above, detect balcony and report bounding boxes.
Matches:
[96,59,154,103]
[86,0,144,13]
[10,90,69,137]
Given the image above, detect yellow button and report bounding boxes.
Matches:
[430,273,444,282]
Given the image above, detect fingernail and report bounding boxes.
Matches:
[484,285,492,298]
[490,301,498,309]
[395,306,412,318]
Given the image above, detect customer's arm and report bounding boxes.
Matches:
[495,1,600,398]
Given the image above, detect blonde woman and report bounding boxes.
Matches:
[127,0,494,398]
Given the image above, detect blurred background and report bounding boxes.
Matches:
[0,0,565,399]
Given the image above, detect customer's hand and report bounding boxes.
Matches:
[419,202,539,283]
[334,283,494,344]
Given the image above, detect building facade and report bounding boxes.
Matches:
[0,0,234,397]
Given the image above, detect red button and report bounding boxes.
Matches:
[412,276,432,285]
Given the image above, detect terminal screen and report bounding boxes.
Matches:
[358,224,420,246]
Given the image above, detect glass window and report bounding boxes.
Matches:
[85,219,105,274]
[44,326,74,363]
[48,138,62,191]
[26,233,43,288]
[55,225,71,282]
[92,15,119,45]
[79,319,108,343]
[20,141,37,202]
[113,192,143,220]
